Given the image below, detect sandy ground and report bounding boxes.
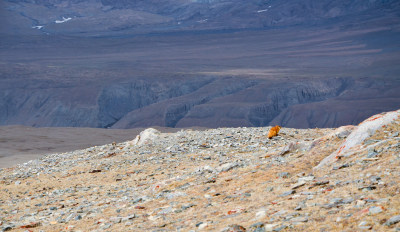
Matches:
[0,125,184,168]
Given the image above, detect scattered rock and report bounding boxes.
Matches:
[255,210,267,219]
[367,149,379,158]
[264,224,278,232]
[358,221,372,230]
[277,172,290,179]
[0,110,399,232]
[368,206,384,215]
[290,216,308,222]
[272,225,287,232]
[298,176,315,182]
[385,215,400,226]
[198,222,208,230]
[217,163,239,172]
[332,163,351,170]
[249,222,265,232]
[222,224,247,232]
[279,190,296,197]
[291,181,306,189]
[315,110,400,169]
[279,142,296,156]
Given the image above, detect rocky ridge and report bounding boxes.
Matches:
[3,0,399,36]
[0,110,399,231]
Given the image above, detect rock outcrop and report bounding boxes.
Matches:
[129,128,160,146]
[315,109,400,169]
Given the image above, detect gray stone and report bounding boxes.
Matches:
[266,187,274,192]
[368,206,383,215]
[369,176,381,183]
[341,198,354,204]
[337,130,351,139]
[181,204,195,210]
[298,176,315,182]
[291,181,306,189]
[330,198,343,204]
[358,221,372,229]
[157,207,173,215]
[320,203,336,209]
[385,215,400,226]
[65,213,76,222]
[221,224,246,232]
[249,222,265,232]
[332,163,350,170]
[277,172,290,178]
[217,163,239,172]
[291,216,308,222]
[273,225,287,232]
[101,223,112,229]
[110,217,122,223]
[294,205,302,211]
[279,190,295,197]
[279,143,296,156]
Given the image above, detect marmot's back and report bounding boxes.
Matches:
[268,125,281,139]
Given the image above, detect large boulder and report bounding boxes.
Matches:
[314,109,400,169]
[129,128,161,146]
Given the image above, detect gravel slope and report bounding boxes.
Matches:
[0,111,399,231]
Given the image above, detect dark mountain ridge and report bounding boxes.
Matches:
[1,0,400,129]
[2,0,400,36]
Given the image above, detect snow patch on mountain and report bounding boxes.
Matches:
[55,17,72,24]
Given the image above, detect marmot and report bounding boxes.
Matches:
[268,125,281,139]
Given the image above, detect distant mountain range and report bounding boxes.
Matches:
[2,0,400,36]
[1,0,399,129]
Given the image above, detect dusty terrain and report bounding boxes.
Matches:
[0,126,182,168]
[0,110,399,231]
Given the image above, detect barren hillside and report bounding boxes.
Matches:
[0,110,399,231]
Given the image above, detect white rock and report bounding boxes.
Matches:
[298,176,315,182]
[198,222,208,230]
[315,110,400,169]
[358,221,372,229]
[264,224,278,231]
[202,165,215,173]
[217,162,238,172]
[129,128,160,146]
[255,210,267,219]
